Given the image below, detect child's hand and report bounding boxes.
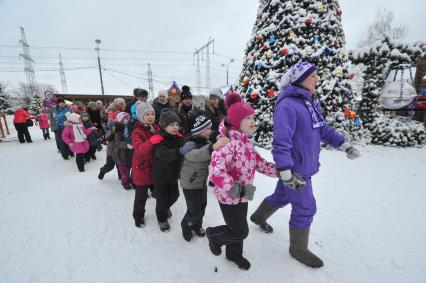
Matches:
[91,126,97,130]
[149,134,164,145]
[69,143,74,147]
[213,137,229,150]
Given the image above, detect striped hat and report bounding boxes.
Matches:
[191,114,212,135]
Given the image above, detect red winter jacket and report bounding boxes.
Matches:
[13,108,31,124]
[131,121,161,186]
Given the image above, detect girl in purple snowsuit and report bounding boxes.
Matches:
[250,61,360,268]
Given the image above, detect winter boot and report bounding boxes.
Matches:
[159,220,170,232]
[206,227,222,256]
[181,220,193,242]
[193,227,206,237]
[289,226,324,268]
[167,209,172,219]
[135,218,145,228]
[98,169,105,180]
[227,256,251,270]
[250,199,278,233]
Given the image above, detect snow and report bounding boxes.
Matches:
[1,116,426,283]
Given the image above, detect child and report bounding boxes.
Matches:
[37,113,51,140]
[80,111,98,162]
[62,112,95,172]
[206,96,278,270]
[54,98,73,159]
[179,114,229,242]
[150,109,184,232]
[111,112,134,190]
[131,102,161,228]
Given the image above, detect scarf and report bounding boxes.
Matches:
[73,124,87,143]
[304,98,326,129]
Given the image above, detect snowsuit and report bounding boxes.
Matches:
[13,108,33,143]
[131,121,160,222]
[152,131,184,222]
[208,129,277,260]
[180,136,213,232]
[267,85,345,229]
[82,119,98,161]
[111,123,133,188]
[37,113,50,140]
[62,122,92,171]
[54,106,73,158]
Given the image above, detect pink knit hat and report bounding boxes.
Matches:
[227,101,255,128]
[116,111,130,123]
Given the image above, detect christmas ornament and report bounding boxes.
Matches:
[250,91,258,99]
[349,73,354,80]
[280,47,289,55]
[337,9,342,17]
[256,35,263,41]
[269,35,276,46]
[252,55,257,61]
[243,78,250,86]
[265,50,273,59]
[288,31,296,41]
[324,47,332,56]
[313,35,320,45]
[268,89,276,97]
[263,42,270,49]
[317,3,325,13]
[335,68,343,78]
[305,18,313,25]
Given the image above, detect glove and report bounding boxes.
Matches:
[149,134,164,145]
[180,141,196,156]
[338,142,361,160]
[127,144,134,149]
[279,170,306,191]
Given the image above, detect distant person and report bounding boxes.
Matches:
[36,112,51,140]
[205,88,226,142]
[13,107,33,143]
[53,97,73,159]
[178,85,196,137]
[152,89,173,125]
[126,88,148,116]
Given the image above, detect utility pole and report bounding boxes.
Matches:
[221,59,235,86]
[147,63,154,100]
[94,39,105,95]
[58,54,68,94]
[19,27,37,98]
[193,37,214,95]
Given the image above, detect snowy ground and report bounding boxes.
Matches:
[1,116,426,283]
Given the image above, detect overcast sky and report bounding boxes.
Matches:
[0,0,424,96]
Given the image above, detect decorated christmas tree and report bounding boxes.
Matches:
[238,0,354,148]
[350,37,426,146]
[0,83,12,115]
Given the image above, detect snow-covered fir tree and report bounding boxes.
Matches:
[238,0,354,148]
[350,38,426,147]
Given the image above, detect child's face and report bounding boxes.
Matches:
[58,102,66,108]
[198,125,212,139]
[240,115,255,134]
[181,98,192,107]
[209,97,219,108]
[143,112,155,125]
[123,117,130,125]
[119,102,126,111]
[164,122,179,135]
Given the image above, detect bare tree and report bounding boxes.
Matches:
[358,7,408,47]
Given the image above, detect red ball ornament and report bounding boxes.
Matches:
[250,92,258,99]
[337,9,342,17]
[305,18,313,25]
[263,42,270,50]
[243,79,250,86]
[280,47,289,55]
[332,39,337,46]
[257,35,263,41]
[268,89,276,98]
[349,73,354,80]
[252,55,257,61]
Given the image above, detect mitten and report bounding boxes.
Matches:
[279,170,306,191]
[149,134,164,145]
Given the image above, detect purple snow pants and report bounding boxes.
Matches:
[265,177,316,229]
[118,164,131,187]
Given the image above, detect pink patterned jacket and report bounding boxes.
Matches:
[209,129,278,205]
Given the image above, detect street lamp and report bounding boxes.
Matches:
[221,59,234,86]
[95,39,105,95]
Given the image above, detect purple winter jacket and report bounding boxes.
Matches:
[272,85,344,177]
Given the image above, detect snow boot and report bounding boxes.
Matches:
[206,227,222,256]
[227,256,251,270]
[181,220,193,242]
[98,169,105,180]
[193,227,206,237]
[289,226,324,268]
[159,220,170,232]
[250,199,278,233]
[167,209,172,219]
[135,218,145,228]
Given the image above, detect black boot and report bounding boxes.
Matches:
[167,209,172,219]
[206,227,222,256]
[227,256,251,270]
[289,226,324,268]
[135,218,145,228]
[181,220,193,242]
[159,220,170,232]
[193,227,206,237]
[250,199,278,233]
[98,169,105,180]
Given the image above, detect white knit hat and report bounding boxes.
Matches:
[116,111,130,123]
[65,112,81,124]
[136,102,155,123]
[113,98,125,105]
[157,89,168,98]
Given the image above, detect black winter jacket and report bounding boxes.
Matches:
[152,131,184,183]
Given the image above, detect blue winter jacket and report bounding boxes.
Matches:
[54,106,73,129]
[272,85,344,177]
